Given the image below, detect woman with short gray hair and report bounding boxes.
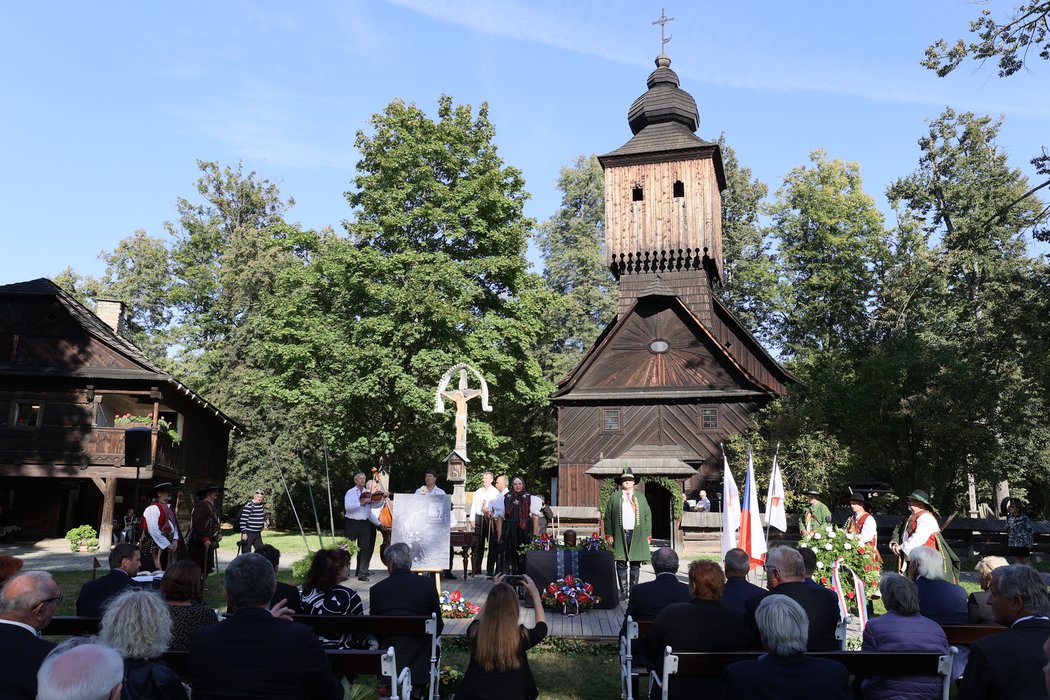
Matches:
[860,573,948,700]
[99,589,187,699]
[908,546,967,624]
[723,596,851,699]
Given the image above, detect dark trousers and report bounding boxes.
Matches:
[472,516,498,575]
[344,518,375,576]
[615,531,641,577]
[240,531,263,553]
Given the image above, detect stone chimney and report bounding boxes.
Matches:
[95,299,127,336]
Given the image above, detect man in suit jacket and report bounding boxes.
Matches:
[189,553,342,700]
[646,560,758,699]
[257,544,301,614]
[75,542,140,617]
[746,546,841,651]
[724,595,851,700]
[959,564,1050,700]
[369,543,443,695]
[620,547,689,670]
[0,571,61,700]
[720,547,767,613]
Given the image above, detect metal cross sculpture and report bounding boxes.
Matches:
[653,8,674,53]
[434,363,492,460]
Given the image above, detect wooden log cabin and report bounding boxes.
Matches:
[0,278,237,545]
[552,54,795,547]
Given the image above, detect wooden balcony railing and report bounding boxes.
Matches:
[85,426,175,469]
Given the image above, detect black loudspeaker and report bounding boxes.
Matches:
[124,427,152,467]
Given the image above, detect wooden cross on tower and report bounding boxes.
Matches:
[653,8,674,53]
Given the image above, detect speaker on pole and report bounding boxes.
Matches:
[124,427,152,467]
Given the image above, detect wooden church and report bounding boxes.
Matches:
[552,53,795,542]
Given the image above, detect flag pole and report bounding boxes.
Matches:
[765,442,780,543]
[719,443,726,556]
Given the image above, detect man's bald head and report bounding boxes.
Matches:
[37,642,123,700]
[0,571,60,630]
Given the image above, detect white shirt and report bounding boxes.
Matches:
[344,486,370,520]
[621,491,636,532]
[490,488,509,518]
[144,502,178,549]
[469,485,501,520]
[419,485,447,496]
[901,511,939,555]
[855,512,877,545]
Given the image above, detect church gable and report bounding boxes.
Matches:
[565,295,764,395]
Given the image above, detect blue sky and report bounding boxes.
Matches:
[2,1,1047,284]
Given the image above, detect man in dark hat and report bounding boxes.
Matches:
[890,489,959,580]
[142,482,181,570]
[845,491,878,555]
[189,483,222,576]
[603,467,652,600]
[798,487,832,537]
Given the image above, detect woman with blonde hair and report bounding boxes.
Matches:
[456,574,547,700]
[99,588,187,699]
[968,555,1008,624]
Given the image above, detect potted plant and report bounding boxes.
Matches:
[66,525,99,552]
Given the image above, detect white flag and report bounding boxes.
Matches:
[720,452,741,559]
[765,451,787,532]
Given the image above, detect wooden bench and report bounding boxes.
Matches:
[652,648,957,700]
[46,616,102,636]
[940,623,1007,645]
[162,646,409,699]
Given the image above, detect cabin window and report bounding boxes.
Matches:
[649,338,670,354]
[602,409,621,432]
[12,401,42,428]
[632,185,644,202]
[673,180,685,198]
[701,408,718,430]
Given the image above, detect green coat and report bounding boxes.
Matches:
[799,500,832,533]
[603,488,652,562]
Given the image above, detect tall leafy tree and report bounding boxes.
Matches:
[534,154,617,381]
[922,2,1050,78]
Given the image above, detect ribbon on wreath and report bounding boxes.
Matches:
[829,557,869,630]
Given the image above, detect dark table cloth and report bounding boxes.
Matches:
[524,550,618,609]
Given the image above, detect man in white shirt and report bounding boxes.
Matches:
[143,482,181,570]
[344,472,375,581]
[488,475,509,578]
[468,471,501,576]
[417,469,446,496]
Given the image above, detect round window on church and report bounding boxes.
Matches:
[649,339,670,354]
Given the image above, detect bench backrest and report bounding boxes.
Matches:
[940,624,1007,645]
[161,647,396,682]
[291,614,433,637]
[46,616,101,636]
[665,649,952,678]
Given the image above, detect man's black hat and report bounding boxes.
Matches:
[617,467,638,484]
[153,482,178,494]
[196,483,223,497]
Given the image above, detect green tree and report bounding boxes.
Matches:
[533,154,617,381]
[922,2,1050,78]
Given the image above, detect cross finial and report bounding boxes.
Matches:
[652,8,674,53]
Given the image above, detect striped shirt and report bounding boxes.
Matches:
[238,501,266,533]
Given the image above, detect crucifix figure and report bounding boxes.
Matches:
[434,363,492,460]
[652,8,674,53]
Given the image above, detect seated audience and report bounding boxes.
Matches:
[160,560,220,650]
[908,546,967,624]
[190,552,342,700]
[724,595,850,699]
[456,576,547,700]
[967,555,1008,624]
[0,571,60,700]
[257,544,301,613]
[646,560,757,699]
[621,547,690,669]
[958,564,1050,700]
[76,542,140,617]
[746,546,840,651]
[99,588,187,699]
[860,573,948,700]
[798,547,822,589]
[720,547,765,613]
[37,640,123,700]
[0,555,23,585]
[301,547,366,649]
[369,542,443,699]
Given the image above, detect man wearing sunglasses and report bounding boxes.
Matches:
[0,571,61,699]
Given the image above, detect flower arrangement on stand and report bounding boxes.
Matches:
[439,590,480,619]
[520,532,559,554]
[797,525,881,612]
[576,532,610,552]
[439,665,463,699]
[541,574,599,616]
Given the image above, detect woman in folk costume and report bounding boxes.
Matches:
[603,468,652,600]
[500,476,534,575]
[890,489,960,582]
[845,492,880,562]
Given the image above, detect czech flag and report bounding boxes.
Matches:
[720,450,740,560]
[738,447,768,569]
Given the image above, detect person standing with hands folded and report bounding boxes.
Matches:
[604,467,652,601]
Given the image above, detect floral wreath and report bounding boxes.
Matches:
[541,574,599,615]
[797,524,881,611]
[439,590,480,619]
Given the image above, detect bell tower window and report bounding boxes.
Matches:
[673,180,684,198]
[632,185,644,202]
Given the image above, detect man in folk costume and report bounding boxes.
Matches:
[189,483,222,577]
[798,487,832,536]
[845,491,881,563]
[603,468,652,601]
[141,482,181,570]
[890,489,960,582]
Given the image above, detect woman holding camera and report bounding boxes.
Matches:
[456,574,547,700]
